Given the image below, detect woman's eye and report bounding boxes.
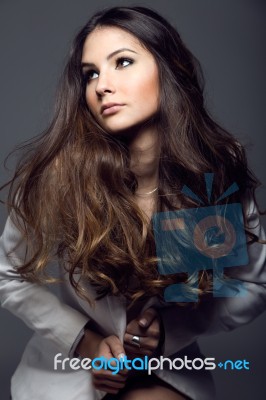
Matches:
[115,58,133,69]
[85,70,99,82]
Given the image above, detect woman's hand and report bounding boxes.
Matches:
[76,330,128,395]
[123,307,163,358]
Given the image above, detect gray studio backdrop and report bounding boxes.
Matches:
[0,1,265,399]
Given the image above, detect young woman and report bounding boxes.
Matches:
[0,6,265,400]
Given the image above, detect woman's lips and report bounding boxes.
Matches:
[101,104,125,115]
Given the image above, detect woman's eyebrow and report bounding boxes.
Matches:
[106,47,138,60]
[81,48,138,71]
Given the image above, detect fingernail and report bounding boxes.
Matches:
[139,319,148,327]
[118,353,126,360]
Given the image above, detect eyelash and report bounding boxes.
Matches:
[115,57,134,69]
[83,57,134,83]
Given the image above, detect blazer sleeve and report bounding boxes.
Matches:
[0,214,90,358]
[158,192,266,357]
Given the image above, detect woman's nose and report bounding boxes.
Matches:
[95,72,115,96]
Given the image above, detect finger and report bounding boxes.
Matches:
[99,358,129,377]
[138,307,158,328]
[104,335,126,360]
[124,347,154,358]
[93,372,127,393]
[125,320,160,337]
[125,344,157,357]
[126,319,140,330]
[92,362,128,380]
[124,332,160,348]
[93,379,126,391]
[93,375,127,388]
[125,323,148,336]
[124,338,159,351]
[93,382,122,395]
[92,368,128,381]
[115,363,129,376]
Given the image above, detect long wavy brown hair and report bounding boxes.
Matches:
[1,6,261,306]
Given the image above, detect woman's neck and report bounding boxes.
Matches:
[128,125,159,192]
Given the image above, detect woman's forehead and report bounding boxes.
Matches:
[82,26,147,60]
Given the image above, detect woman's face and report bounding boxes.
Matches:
[81,26,159,134]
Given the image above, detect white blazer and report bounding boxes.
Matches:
[0,193,266,400]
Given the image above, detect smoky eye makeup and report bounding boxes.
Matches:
[81,67,99,84]
[115,57,134,68]
[81,53,135,84]
[84,70,98,82]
